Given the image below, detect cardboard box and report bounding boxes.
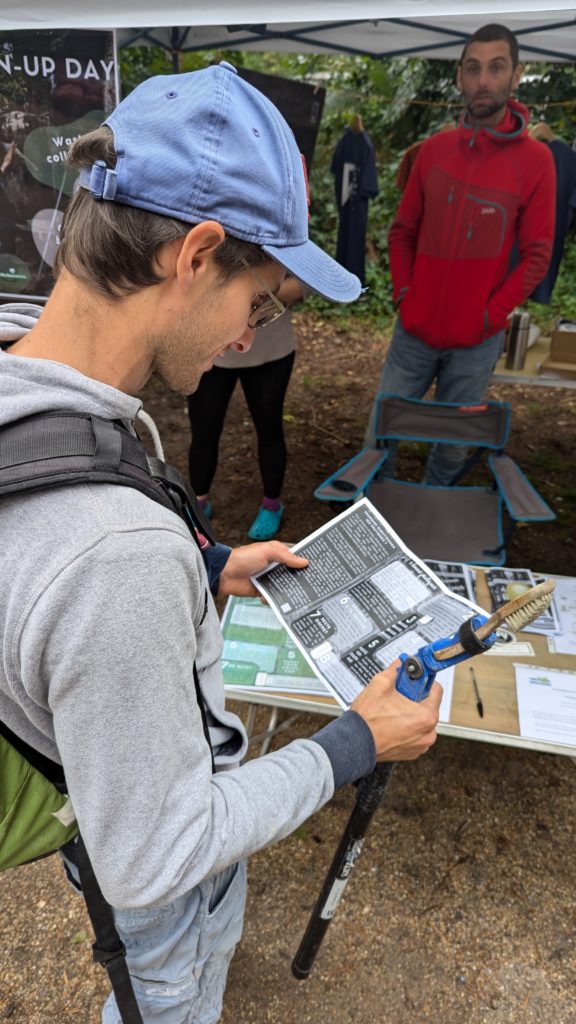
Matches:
[549,319,576,365]
[538,319,576,379]
[539,356,576,380]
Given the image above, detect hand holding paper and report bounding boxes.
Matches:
[219,541,308,598]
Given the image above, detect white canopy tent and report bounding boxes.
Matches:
[1,2,576,61]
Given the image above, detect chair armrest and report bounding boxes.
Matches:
[315,447,388,502]
[489,454,556,521]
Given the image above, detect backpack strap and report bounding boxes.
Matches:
[0,720,143,1022]
[0,717,66,791]
[0,409,216,755]
[73,836,144,1024]
[0,411,216,546]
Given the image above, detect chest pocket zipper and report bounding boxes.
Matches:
[465,194,507,252]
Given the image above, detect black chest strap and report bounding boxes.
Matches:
[0,410,216,545]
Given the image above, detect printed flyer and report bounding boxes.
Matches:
[252,498,484,708]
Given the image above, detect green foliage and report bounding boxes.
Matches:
[118,46,576,329]
[119,46,219,95]
[526,240,576,333]
[517,63,576,139]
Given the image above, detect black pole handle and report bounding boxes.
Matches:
[292,762,394,979]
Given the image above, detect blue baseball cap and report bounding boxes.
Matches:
[79,61,361,303]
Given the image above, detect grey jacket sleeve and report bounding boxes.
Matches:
[17,528,342,909]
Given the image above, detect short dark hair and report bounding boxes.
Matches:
[55,126,270,300]
[460,23,519,68]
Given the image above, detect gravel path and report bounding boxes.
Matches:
[2,713,575,1023]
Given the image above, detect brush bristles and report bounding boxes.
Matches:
[503,594,552,633]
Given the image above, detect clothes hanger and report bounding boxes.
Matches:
[530,120,556,143]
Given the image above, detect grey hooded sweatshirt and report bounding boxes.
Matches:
[0,307,374,910]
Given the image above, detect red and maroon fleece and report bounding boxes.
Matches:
[388,99,555,349]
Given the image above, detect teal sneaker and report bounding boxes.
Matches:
[247,504,284,541]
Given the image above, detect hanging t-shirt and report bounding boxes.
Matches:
[531,139,576,304]
[330,128,378,284]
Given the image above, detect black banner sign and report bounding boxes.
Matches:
[238,67,325,173]
[0,30,118,300]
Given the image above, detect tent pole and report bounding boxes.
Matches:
[171,27,180,73]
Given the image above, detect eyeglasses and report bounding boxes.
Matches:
[240,256,287,330]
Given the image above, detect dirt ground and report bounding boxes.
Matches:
[138,310,576,576]
[1,313,575,1023]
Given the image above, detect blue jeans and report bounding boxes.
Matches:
[63,852,247,1024]
[365,319,505,485]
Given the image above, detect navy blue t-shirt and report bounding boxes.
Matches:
[531,139,576,304]
[330,129,378,284]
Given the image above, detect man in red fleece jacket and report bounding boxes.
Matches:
[369,23,555,485]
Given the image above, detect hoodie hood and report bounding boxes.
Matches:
[0,302,43,343]
[460,97,529,143]
[0,302,141,429]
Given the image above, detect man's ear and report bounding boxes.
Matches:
[175,222,226,288]
[512,62,523,92]
[456,62,463,92]
[153,221,226,286]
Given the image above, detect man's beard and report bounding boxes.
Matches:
[148,325,212,397]
[468,94,507,120]
[463,72,514,123]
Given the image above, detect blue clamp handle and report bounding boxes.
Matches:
[395,613,498,703]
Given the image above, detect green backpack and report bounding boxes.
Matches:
[0,724,77,871]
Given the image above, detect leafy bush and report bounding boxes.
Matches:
[119,46,576,333]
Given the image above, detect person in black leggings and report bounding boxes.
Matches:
[187,277,305,540]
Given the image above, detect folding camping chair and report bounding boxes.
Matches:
[314,395,555,565]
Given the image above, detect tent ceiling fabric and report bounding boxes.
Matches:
[2,2,576,61]
[120,13,576,63]
[1,2,576,31]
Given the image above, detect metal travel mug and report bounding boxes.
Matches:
[505,311,530,370]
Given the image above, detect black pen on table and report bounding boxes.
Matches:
[470,666,484,718]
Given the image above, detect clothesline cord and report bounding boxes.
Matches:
[372,97,576,108]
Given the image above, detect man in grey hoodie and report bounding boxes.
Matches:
[0,64,441,1024]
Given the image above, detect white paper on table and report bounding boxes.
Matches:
[485,640,535,658]
[435,666,454,723]
[550,578,576,656]
[514,663,576,745]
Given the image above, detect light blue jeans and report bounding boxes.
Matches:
[365,318,505,485]
[63,852,247,1024]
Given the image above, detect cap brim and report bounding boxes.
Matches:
[262,238,362,303]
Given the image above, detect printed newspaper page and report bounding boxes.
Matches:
[251,498,484,708]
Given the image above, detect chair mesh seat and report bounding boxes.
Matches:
[367,479,502,564]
